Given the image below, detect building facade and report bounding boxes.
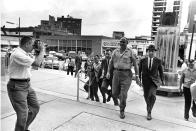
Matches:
[36,15,82,37]
[112,31,125,39]
[39,35,112,56]
[151,0,182,40]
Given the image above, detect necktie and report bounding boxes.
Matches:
[107,59,109,66]
[149,58,152,70]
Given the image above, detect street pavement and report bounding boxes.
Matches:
[1,68,196,131]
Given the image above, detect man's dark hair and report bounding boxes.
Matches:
[20,36,32,47]
[106,48,111,52]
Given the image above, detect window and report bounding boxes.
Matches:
[87,40,92,48]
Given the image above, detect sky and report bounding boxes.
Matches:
[0,0,192,38]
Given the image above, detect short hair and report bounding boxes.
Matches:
[189,59,195,64]
[106,48,111,52]
[20,36,32,47]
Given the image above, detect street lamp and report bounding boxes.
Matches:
[188,15,196,61]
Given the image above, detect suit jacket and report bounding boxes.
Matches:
[98,58,112,79]
[75,55,82,67]
[139,57,164,88]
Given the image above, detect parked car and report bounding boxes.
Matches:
[54,52,66,60]
[43,56,59,69]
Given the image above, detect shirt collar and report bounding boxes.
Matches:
[116,47,130,52]
[18,47,28,55]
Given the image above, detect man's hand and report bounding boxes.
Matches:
[106,72,110,79]
[135,76,141,86]
[179,88,183,95]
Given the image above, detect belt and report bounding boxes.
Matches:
[10,78,30,82]
[114,68,131,71]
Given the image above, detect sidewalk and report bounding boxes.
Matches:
[1,69,196,131]
[2,95,196,131]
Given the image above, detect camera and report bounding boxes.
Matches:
[33,40,47,55]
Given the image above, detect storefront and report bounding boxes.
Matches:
[101,39,119,54]
[40,35,112,56]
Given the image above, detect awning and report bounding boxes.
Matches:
[0,40,19,45]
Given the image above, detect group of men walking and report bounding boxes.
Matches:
[84,37,165,120]
[6,36,196,131]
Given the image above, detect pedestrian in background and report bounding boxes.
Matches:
[139,45,164,120]
[93,55,106,103]
[7,36,44,131]
[107,37,140,119]
[88,58,100,101]
[180,59,196,121]
[67,57,74,76]
[75,51,82,77]
[99,49,118,105]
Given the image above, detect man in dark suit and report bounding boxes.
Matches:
[139,45,164,120]
[98,49,118,105]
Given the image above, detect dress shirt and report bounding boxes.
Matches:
[182,68,196,88]
[8,47,34,79]
[148,57,154,70]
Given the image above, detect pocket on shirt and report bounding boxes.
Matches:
[122,56,130,64]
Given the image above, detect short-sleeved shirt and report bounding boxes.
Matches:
[8,47,34,79]
[182,68,196,88]
[111,47,134,69]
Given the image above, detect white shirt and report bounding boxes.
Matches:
[148,57,154,69]
[181,62,188,71]
[8,47,34,79]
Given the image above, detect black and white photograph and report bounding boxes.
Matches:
[1,0,196,130]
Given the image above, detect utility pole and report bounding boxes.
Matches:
[19,17,20,38]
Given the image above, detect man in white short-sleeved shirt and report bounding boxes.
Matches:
[7,36,44,131]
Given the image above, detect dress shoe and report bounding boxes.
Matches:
[184,118,189,121]
[107,95,111,102]
[114,100,119,106]
[103,98,106,103]
[120,111,125,119]
[184,114,189,121]
[192,107,196,117]
[147,113,152,120]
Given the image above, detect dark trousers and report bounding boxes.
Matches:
[98,78,106,102]
[7,80,40,131]
[112,70,132,112]
[101,77,118,105]
[75,65,81,77]
[183,87,196,118]
[67,66,74,76]
[90,78,99,101]
[143,83,157,114]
